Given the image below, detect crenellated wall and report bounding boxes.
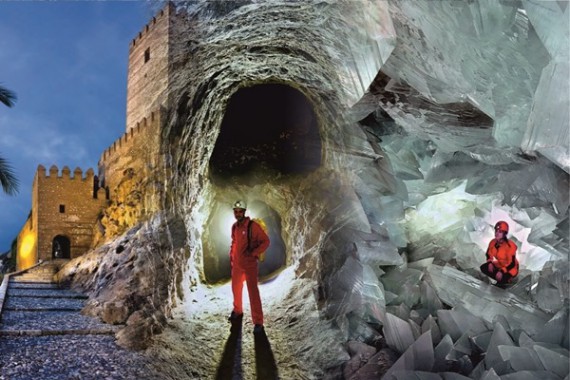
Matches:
[14,3,177,269]
[28,165,107,264]
[98,108,163,201]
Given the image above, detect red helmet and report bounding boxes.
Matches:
[494,221,509,234]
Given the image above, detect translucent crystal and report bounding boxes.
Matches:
[535,277,565,314]
[479,368,502,380]
[426,264,551,336]
[433,334,454,372]
[326,257,385,326]
[485,322,515,372]
[521,59,569,173]
[421,315,442,347]
[534,308,569,347]
[381,268,424,294]
[436,309,489,342]
[354,237,403,267]
[384,312,416,354]
[533,345,570,378]
[408,318,422,340]
[382,331,434,378]
[420,280,443,316]
[472,331,493,352]
[522,0,570,59]
[339,0,396,105]
[388,371,442,380]
[500,371,566,380]
[498,345,545,372]
[439,373,472,380]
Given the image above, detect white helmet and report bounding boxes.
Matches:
[233,200,247,210]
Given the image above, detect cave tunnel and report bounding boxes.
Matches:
[202,199,287,284]
[209,83,322,183]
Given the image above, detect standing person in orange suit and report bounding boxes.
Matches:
[228,200,270,334]
[480,221,519,285]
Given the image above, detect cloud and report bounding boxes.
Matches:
[0,114,88,164]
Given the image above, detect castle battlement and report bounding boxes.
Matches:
[99,110,161,167]
[129,2,180,52]
[37,164,95,181]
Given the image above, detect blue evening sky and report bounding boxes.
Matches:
[0,1,162,251]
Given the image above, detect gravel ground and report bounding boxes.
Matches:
[0,335,161,380]
[4,296,85,311]
[1,310,119,332]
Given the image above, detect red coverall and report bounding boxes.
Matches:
[480,238,519,283]
[230,217,270,325]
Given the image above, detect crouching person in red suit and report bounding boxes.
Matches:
[480,221,519,285]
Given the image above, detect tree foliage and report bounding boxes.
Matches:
[0,84,18,195]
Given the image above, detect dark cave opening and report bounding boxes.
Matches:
[209,84,322,182]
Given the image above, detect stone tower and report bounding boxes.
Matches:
[16,165,107,270]
[125,2,184,132]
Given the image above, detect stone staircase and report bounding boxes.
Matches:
[1,260,118,337]
[0,260,157,379]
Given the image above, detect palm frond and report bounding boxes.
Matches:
[0,85,17,108]
[0,155,19,195]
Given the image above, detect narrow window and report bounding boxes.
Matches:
[59,204,65,213]
[144,48,150,63]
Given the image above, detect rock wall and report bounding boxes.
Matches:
[56,212,188,350]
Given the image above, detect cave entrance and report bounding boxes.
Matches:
[209,84,322,183]
[202,200,287,284]
[52,235,71,259]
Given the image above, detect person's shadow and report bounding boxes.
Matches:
[216,322,279,380]
[254,329,279,380]
[215,320,243,380]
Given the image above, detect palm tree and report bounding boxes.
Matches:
[0,84,18,195]
[0,85,16,107]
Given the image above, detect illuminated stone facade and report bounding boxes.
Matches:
[16,166,107,270]
[15,4,182,270]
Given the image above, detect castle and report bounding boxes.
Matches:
[16,3,184,270]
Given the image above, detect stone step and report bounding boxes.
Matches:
[0,328,117,336]
[3,296,85,311]
[8,283,61,289]
[10,278,56,283]
[8,289,87,299]
[0,310,118,333]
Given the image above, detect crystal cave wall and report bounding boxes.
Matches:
[161,1,568,377]
[59,1,568,378]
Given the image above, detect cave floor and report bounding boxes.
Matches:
[144,267,338,380]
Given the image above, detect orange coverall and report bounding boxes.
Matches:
[484,238,519,277]
[230,217,270,325]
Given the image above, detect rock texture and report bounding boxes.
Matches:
[51,1,568,379]
[57,213,188,350]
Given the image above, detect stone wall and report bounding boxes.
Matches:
[95,109,164,243]
[125,3,186,132]
[34,165,107,262]
[16,216,36,271]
